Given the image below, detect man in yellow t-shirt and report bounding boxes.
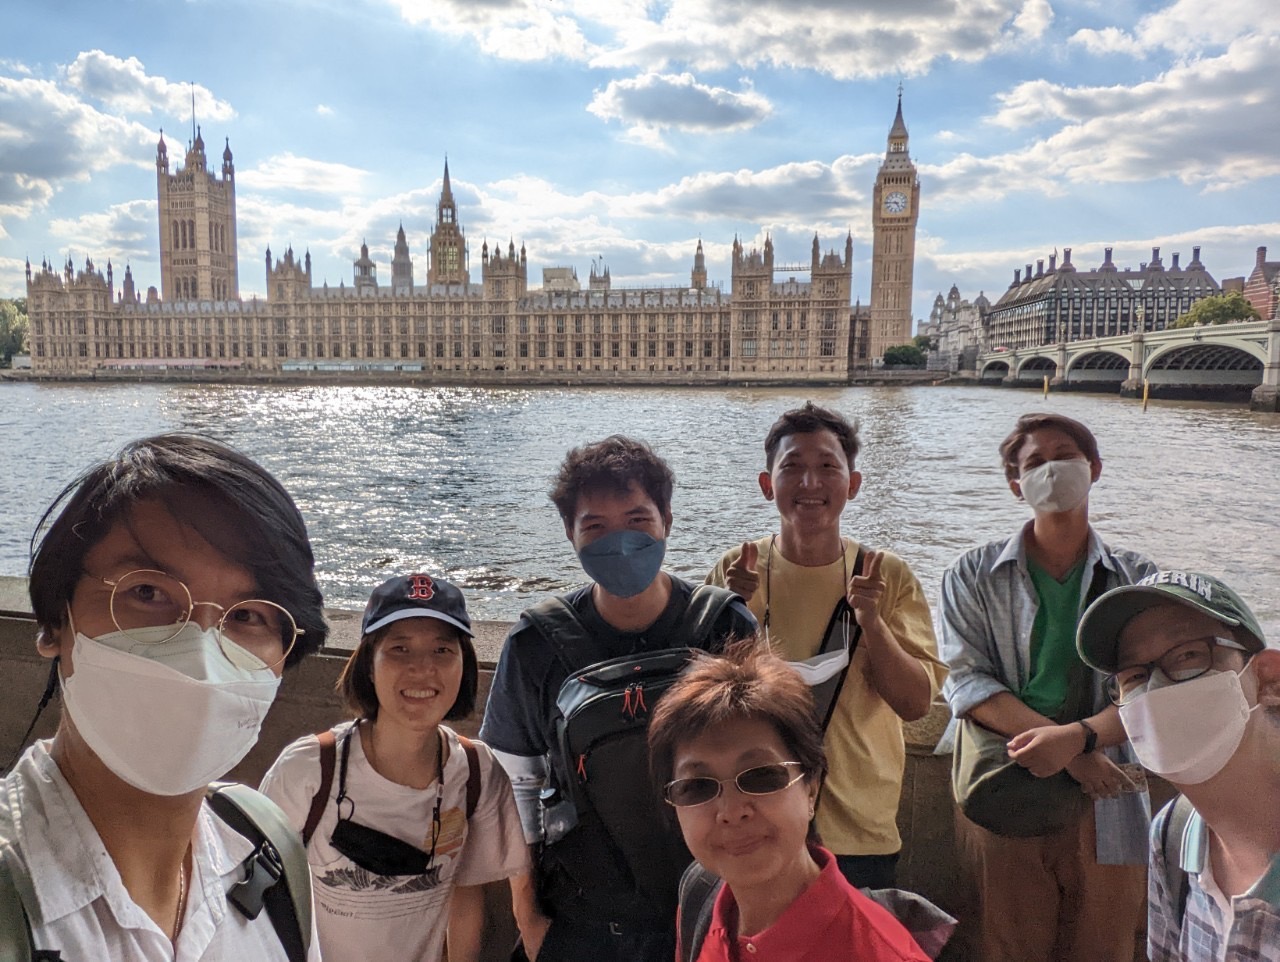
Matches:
[707,401,946,888]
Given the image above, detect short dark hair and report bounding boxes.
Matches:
[28,433,327,667]
[648,637,827,839]
[336,624,478,721]
[999,413,1100,482]
[549,435,675,526]
[764,402,860,470]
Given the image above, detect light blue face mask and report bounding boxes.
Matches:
[577,529,666,598]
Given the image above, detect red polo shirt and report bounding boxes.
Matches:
[691,847,930,962]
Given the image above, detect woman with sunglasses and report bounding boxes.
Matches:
[648,639,929,961]
[260,574,530,962]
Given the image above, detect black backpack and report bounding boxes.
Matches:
[524,583,741,925]
[0,783,311,962]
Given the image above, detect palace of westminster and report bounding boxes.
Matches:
[28,90,1271,381]
[24,99,923,382]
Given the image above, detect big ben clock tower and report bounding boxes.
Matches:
[868,91,920,362]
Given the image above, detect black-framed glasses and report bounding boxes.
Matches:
[664,762,806,808]
[1106,635,1248,706]
[97,568,302,671]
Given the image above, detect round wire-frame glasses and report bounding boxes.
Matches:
[98,568,302,671]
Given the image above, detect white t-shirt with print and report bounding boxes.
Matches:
[260,722,528,962]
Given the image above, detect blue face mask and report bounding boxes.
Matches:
[577,530,666,598]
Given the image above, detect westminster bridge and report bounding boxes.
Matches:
[976,317,1280,410]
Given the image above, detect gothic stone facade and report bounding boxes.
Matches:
[27,103,922,380]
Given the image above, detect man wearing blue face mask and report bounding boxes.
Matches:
[480,435,756,962]
[1078,571,1280,962]
[938,412,1157,962]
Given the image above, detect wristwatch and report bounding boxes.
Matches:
[1078,719,1098,754]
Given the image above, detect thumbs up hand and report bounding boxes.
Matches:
[724,541,760,601]
[846,549,886,627]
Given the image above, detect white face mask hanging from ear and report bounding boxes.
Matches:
[60,610,280,796]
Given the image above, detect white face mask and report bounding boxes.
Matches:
[60,619,281,796]
[1018,458,1093,514]
[1119,667,1260,785]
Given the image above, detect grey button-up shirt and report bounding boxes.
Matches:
[938,521,1157,864]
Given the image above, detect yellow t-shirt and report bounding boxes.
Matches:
[707,536,946,855]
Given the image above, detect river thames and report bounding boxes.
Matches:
[2,381,1277,636]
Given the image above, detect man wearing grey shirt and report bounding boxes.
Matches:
[938,413,1156,962]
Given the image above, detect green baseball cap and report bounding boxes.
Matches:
[1077,570,1268,673]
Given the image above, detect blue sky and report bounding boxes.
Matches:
[2,0,1277,324]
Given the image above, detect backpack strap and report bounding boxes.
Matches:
[0,850,34,962]
[1159,794,1196,930]
[682,584,743,652]
[301,729,337,846]
[206,782,311,962]
[677,860,723,962]
[526,584,743,676]
[457,735,482,819]
[1,844,64,962]
[523,595,602,675]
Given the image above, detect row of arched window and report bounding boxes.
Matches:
[171,220,229,253]
[174,277,232,301]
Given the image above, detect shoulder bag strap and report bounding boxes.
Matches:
[206,782,311,962]
[1064,559,1115,722]
[456,735,482,820]
[301,729,337,846]
[816,546,867,732]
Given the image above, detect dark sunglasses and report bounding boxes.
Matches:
[664,762,806,808]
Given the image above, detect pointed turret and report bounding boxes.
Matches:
[391,223,413,292]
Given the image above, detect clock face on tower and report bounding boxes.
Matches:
[884,191,908,214]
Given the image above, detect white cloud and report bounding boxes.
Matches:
[237,153,371,195]
[64,51,234,123]
[387,0,1051,79]
[48,198,156,256]
[587,72,772,147]
[385,0,595,61]
[316,104,334,116]
[0,73,155,220]
[1069,0,1268,57]
[930,32,1280,201]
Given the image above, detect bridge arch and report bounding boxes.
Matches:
[979,359,1009,380]
[1144,343,1264,385]
[1015,355,1057,379]
[1065,350,1128,384]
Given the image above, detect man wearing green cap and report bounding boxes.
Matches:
[1077,570,1280,962]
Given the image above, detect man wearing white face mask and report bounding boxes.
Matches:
[939,412,1157,962]
[0,434,327,960]
[1078,570,1280,962]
